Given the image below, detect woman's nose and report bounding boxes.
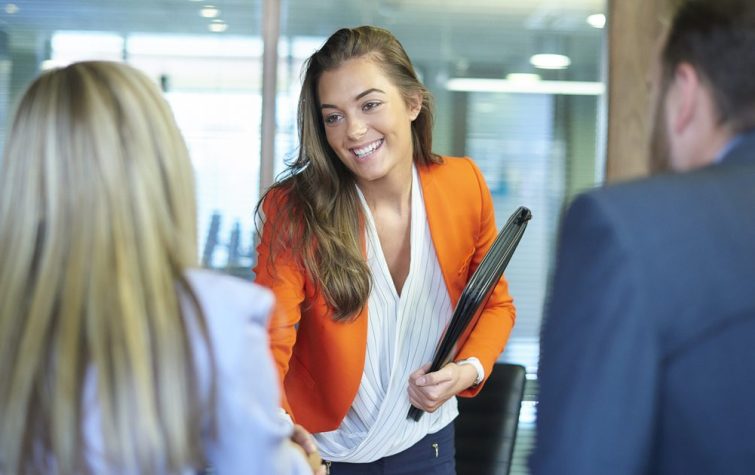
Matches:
[346,118,368,141]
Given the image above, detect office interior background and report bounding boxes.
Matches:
[0,0,605,472]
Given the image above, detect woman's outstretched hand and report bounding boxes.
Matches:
[291,424,326,475]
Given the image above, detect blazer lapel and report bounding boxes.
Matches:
[418,163,462,307]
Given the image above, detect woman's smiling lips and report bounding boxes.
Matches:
[351,138,384,160]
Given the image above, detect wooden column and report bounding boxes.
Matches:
[605,0,676,182]
[259,0,280,193]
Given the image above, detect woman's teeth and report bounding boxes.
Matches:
[353,139,383,158]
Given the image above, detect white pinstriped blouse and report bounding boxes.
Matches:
[314,166,458,463]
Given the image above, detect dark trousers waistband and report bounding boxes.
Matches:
[325,423,456,475]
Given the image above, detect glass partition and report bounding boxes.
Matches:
[1,0,264,278]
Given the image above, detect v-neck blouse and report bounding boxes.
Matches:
[313,165,457,462]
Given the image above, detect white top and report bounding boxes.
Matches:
[83,269,311,475]
[314,165,457,462]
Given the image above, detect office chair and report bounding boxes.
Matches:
[455,363,526,475]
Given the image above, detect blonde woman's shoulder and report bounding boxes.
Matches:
[184,268,274,327]
[182,268,275,399]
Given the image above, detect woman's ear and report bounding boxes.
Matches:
[407,93,422,121]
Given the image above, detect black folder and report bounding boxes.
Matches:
[407,206,532,421]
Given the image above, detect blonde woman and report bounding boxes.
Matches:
[0,61,318,474]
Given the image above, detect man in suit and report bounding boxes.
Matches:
[530,1,755,474]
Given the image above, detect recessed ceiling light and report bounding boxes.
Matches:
[200,6,219,18]
[5,3,19,14]
[529,53,571,70]
[445,78,605,96]
[209,21,228,33]
[587,13,606,29]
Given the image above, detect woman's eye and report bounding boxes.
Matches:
[324,114,342,125]
[363,101,382,112]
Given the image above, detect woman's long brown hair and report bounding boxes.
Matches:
[256,26,441,321]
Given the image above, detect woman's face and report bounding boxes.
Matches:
[317,56,421,189]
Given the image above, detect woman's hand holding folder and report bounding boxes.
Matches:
[407,206,532,421]
[407,362,479,413]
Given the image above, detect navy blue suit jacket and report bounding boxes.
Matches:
[531,133,755,475]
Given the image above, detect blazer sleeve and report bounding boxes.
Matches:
[253,190,305,416]
[192,273,311,475]
[455,158,517,397]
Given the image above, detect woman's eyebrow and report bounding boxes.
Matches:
[320,88,386,110]
[355,88,385,100]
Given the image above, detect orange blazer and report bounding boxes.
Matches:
[254,156,516,433]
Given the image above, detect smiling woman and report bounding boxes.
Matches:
[253,25,517,474]
[318,57,421,192]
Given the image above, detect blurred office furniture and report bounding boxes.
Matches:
[201,211,254,279]
[455,363,526,475]
[227,221,242,266]
[202,211,222,267]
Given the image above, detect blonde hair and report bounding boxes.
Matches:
[0,61,212,474]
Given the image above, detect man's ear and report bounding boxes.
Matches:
[668,62,701,134]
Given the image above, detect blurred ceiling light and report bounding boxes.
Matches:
[200,6,219,18]
[5,3,19,14]
[529,53,571,70]
[127,34,260,56]
[587,13,606,29]
[41,59,66,70]
[52,31,125,55]
[445,78,604,96]
[506,73,541,83]
[209,21,228,33]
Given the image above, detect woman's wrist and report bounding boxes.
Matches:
[453,361,479,391]
[455,357,484,387]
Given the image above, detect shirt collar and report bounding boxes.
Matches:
[714,128,755,164]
